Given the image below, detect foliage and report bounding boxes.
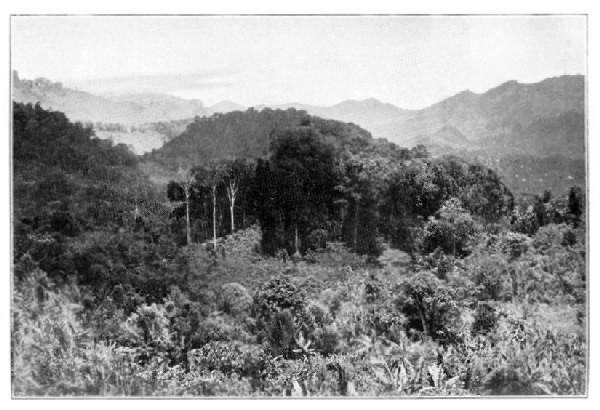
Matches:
[219,283,253,317]
[395,271,462,343]
[421,198,479,257]
[12,103,586,396]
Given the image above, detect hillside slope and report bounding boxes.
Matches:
[393,75,585,158]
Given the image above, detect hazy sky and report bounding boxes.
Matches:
[11,15,586,109]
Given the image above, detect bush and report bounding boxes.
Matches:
[417,248,456,280]
[189,341,275,382]
[266,309,297,357]
[219,282,253,317]
[395,271,461,343]
[253,276,307,321]
[533,224,575,252]
[471,255,509,301]
[313,325,340,356]
[252,276,314,340]
[307,301,332,327]
[471,303,498,335]
[497,231,530,259]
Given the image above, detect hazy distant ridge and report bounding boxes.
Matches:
[12,71,243,125]
[259,75,584,159]
[12,71,584,160]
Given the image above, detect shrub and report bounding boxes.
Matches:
[497,231,531,260]
[533,224,575,252]
[307,301,332,327]
[189,341,274,381]
[252,276,314,340]
[320,288,343,317]
[417,248,456,280]
[395,271,461,343]
[253,276,307,321]
[471,255,509,301]
[313,325,340,356]
[364,275,383,304]
[471,303,498,335]
[512,206,539,235]
[267,309,297,357]
[219,282,253,317]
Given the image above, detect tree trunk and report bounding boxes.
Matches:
[353,200,359,251]
[226,181,237,234]
[212,185,217,250]
[185,191,191,245]
[230,194,235,233]
[417,305,428,336]
[340,205,346,241]
[294,223,300,256]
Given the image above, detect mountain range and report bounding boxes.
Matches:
[258,75,585,159]
[12,71,244,125]
[12,71,585,161]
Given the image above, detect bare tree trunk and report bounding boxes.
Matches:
[354,200,359,251]
[212,185,217,250]
[185,193,191,245]
[230,203,235,233]
[417,305,428,336]
[340,205,346,241]
[226,181,238,234]
[294,223,300,256]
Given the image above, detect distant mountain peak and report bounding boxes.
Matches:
[208,100,246,114]
[335,97,393,107]
[487,80,521,95]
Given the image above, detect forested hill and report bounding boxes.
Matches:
[145,107,374,169]
[13,102,174,286]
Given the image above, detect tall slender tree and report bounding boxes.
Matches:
[222,158,255,234]
[203,161,227,249]
[168,166,197,246]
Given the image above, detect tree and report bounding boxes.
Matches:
[169,166,197,246]
[202,161,227,249]
[222,158,255,234]
[422,198,478,257]
[396,271,460,342]
[269,127,339,255]
[338,157,380,254]
[568,186,584,228]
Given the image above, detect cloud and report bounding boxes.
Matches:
[68,70,238,95]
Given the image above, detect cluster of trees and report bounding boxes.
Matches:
[510,186,585,235]
[165,121,515,258]
[14,101,585,295]
[13,102,179,299]
[167,158,256,247]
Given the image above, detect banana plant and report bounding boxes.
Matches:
[293,332,317,359]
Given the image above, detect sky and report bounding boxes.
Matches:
[11,15,586,109]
